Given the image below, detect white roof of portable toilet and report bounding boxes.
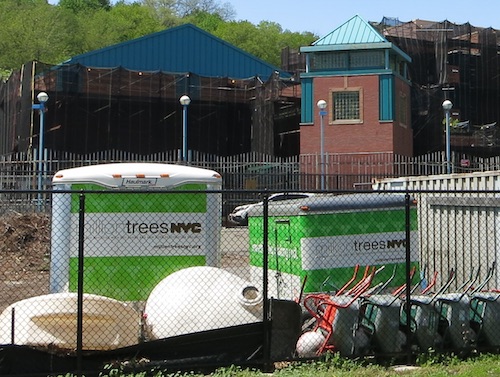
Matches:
[52,163,222,188]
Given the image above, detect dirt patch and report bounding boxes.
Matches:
[0,212,50,313]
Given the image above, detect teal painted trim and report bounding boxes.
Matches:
[301,78,313,123]
[301,43,411,63]
[309,65,385,73]
[380,75,394,121]
[393,70,412,86]
[391,44,412,63]
[301,42,391,53]
[301,69,395,78]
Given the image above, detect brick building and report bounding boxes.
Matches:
[298,15,413,182]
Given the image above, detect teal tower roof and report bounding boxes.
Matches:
[314,15,386,46]
[301,15,411,61]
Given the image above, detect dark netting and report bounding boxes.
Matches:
[374,18,500,157]
[0,62,302,158]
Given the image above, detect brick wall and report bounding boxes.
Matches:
[300,74,412,156]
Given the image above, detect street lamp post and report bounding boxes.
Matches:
[442,99,453,174]
[179,95,191,163]
[317,99,327,190]
[32,91,49,211]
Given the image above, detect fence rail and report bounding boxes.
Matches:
[2,149,500,194]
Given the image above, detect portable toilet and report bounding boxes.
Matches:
[50,162,222,302]
[247,193,419,300]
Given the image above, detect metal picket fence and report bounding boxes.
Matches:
[1,183,500,376]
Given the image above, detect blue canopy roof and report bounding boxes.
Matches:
[62,23,289,80]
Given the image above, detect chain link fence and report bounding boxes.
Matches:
[1,178,500,375]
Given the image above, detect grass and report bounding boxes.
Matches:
[94,352,500,377]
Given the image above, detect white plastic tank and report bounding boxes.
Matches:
[0,293,140,350]
[144,266,263,339]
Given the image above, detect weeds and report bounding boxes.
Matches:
[63,353,500,377]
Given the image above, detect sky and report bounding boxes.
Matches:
[228,0,500,37]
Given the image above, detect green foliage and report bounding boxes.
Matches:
[0,0,77,68]
[0,68,12,81]
[416,349,461,367]
[59,0,111,13]
[182,10,225,34]
[211,20,316,67]
[79,2,163,52]
[0,0,317,71]
[210,365,257,377]
[174,0,235,20]
[141,0,178,28]
[55,353,500,377]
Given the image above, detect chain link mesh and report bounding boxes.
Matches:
[1,188,499,375]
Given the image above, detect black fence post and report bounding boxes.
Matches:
[404,192,412,364]
[262,191,272,371]
[76,192,85,376]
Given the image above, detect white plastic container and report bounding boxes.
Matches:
[0,293,140,350]
[144,266,263,339]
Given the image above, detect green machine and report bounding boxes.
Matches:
[248,193,419,300]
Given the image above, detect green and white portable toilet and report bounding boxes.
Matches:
[50,163,222,301]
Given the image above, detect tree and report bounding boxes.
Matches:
[58,0,110,13]
[0,0,317,73]
[213,20,316,67]
[174,0,234,20]
[79,2,164,52]
[0,0,77,69]
[141,0,179,28]
[182,10,225,34]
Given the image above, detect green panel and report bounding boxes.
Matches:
[69,255,206,301]
[299,208,415,237]
[379,75,394,121]
[249,216,304,275]
[248,208,419,293]
[249,208,416,239]
[249,209,416,262]
[70,183,207,213]
[300,78,313,123]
